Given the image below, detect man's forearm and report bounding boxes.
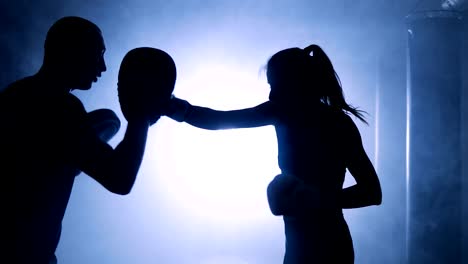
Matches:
[110,119,150,194]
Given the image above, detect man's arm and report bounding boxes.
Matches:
[75,118,150,195]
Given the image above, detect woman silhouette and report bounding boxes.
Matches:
[166,44,382,263]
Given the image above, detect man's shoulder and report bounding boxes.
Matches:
[65,93,87,114]
[1,76,35,97]
[0,76,36,112]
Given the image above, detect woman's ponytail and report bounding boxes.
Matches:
[304,44,368,124]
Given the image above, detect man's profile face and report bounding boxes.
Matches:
[70,31,107,90]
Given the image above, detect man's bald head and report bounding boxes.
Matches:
[44,16,103,64]
[42,16,106,90]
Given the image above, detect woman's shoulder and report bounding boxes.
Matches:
[253,100,277,114]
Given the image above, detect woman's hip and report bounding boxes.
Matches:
[283,215,354,263]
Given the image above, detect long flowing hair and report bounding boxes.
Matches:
[266,44,368,124]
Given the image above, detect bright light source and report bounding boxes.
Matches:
[149,63,280,227]
[199,256,249,264]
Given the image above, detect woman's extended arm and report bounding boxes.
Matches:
[165,97,275,129]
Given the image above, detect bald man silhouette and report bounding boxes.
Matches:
[1,16,155,264]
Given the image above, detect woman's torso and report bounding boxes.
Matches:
[274,102,348,193]
[272,102,355,262]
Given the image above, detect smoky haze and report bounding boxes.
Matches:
[2,0,456,263]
